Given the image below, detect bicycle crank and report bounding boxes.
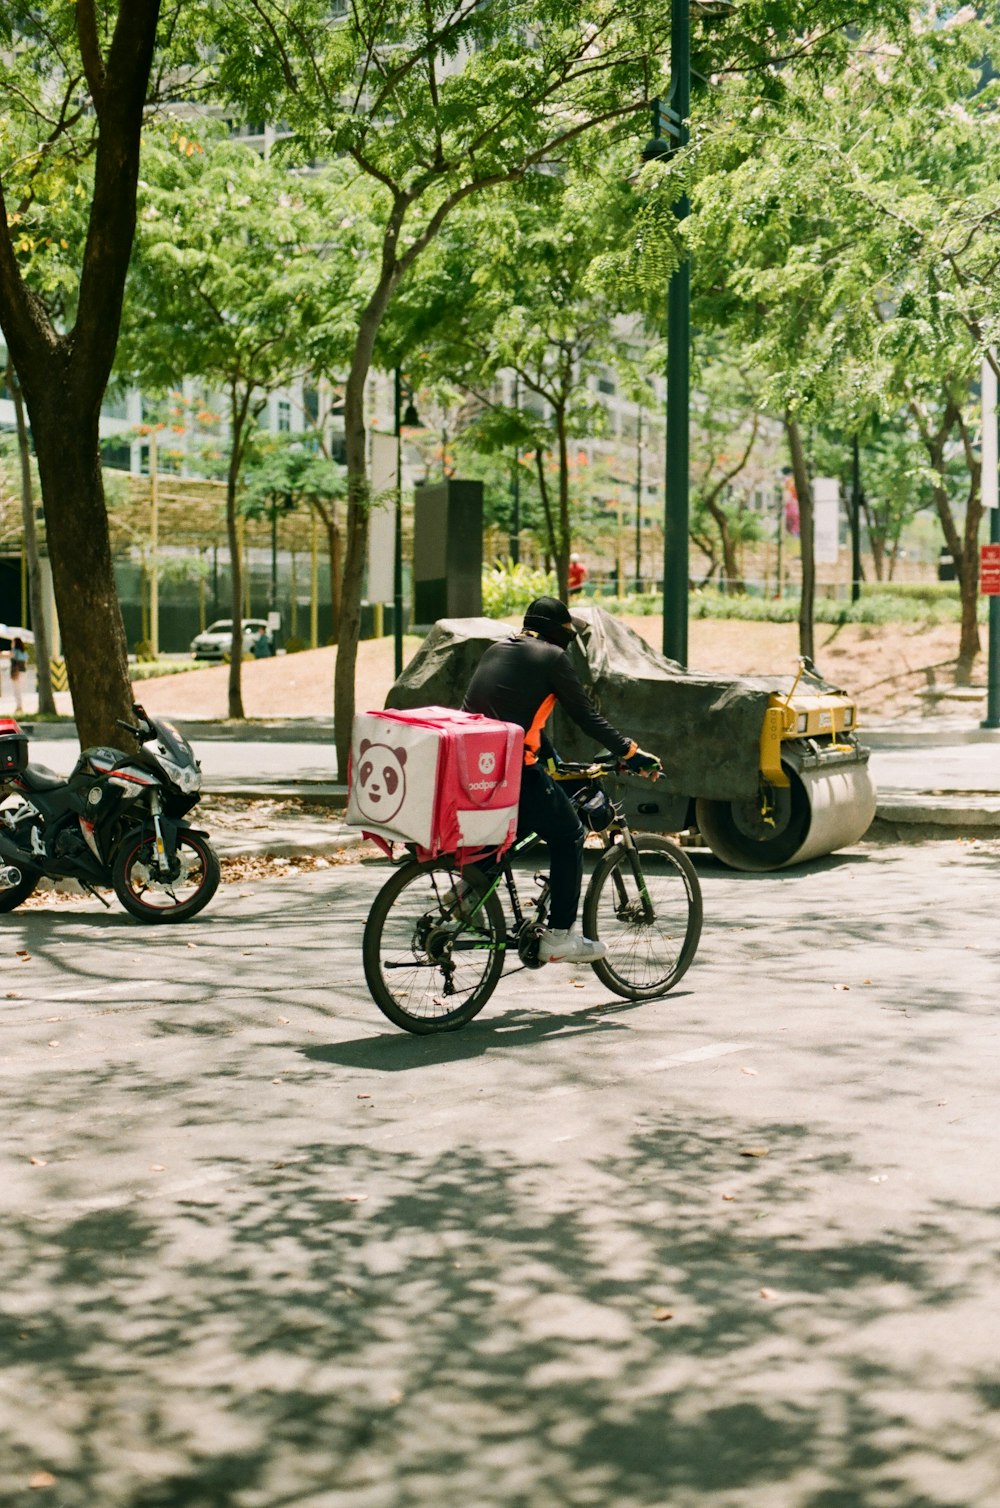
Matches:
[516,921,547,970]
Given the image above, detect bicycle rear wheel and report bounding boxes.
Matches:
[583,835,702,1000]
[363,859,506,1034]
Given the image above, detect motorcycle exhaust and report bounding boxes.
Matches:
[0,831,40,880]
[0,864,22,890]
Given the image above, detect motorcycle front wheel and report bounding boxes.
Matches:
[112,829,220,923]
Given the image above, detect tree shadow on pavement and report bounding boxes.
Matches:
[4,1114,1000,1508]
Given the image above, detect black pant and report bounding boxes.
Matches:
[511,763,585,930]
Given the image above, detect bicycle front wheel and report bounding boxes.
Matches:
[363,859,507,1034]
[583,835,702,1000]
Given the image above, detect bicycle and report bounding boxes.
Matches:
[362,754,703,1036]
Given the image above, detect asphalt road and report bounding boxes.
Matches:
[4,837,1000,1506]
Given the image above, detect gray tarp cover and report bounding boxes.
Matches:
[385,606,818,801]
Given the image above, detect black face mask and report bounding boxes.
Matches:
[543,623,576,651]
[524,617,576,651]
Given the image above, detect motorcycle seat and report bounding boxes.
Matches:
[19,764,66,792]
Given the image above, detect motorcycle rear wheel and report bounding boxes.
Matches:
[0,870,39,912]
[112,830,220,923]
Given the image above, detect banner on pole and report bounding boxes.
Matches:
[983,354,998,509]
[813,477,840,564]
[368,431,397,603]
[981,542,1000,595]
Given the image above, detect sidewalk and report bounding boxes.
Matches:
[10,705,1000,861]
[184,716,1000,860]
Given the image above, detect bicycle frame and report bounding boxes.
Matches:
[448,757,651,943]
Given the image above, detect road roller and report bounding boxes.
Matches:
[692,662,876,871]
[384,607,877,872]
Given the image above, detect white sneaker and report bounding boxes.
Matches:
[538,927,607,964]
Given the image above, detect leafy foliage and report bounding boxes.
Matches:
[482,559,557,617]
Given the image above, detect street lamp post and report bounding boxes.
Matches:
[643,0,736,665]
[850,437,863,605]
[393,367,422,679]
[634,405,643,592]
[510,374,521,563]
[982,353,1000,730]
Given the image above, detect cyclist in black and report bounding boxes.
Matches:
[463,596,659,964]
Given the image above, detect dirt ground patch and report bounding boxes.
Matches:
[135,616,975,726]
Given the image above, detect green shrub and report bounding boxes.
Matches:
[283,635,307,654]
[482,559,556,617]
[601,593,668,618]
[686,589,967,625]
[856,581,959,604]
[130,659,202,681]
[133,638,156,663]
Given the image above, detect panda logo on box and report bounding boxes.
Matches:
[355,740,408,824]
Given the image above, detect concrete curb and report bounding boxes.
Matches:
[864,721,1000,748]
[874,794,1000,827]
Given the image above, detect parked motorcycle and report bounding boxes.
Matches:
[0,703,220,922]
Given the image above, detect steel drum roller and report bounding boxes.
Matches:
[695,759,876,872]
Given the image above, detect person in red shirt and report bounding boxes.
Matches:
[567,554,588,595]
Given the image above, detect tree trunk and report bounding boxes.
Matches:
[26,389,132,746]
[225,385,256,720]
[0,3,161,745]
[534,450,558,587]
[785,414,815,664]
[928,448,980,681]
[7,364,54,715]
[704,495,743,591]
[957,470,983,683]
[328,503,342,644]
[225,481,245,720]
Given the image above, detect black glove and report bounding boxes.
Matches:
[623,746,661,775]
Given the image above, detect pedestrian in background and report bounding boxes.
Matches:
[252,626,273,659]
[9,638,28,713]
[567,553,588,595]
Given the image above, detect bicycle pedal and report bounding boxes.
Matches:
[533,872,550,887]
[517,921,547,970]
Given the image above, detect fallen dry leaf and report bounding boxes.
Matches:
[340,1193,368,1204]
[28,1470,57,1489]
[721,1193,736,1202]
[29,1156,47,1167]
[150,1164,165,1173]
[47,1040,59,1048]
[16,950,30,960]
[833,984,850,992]
[652,1307,674,1322]
[740,1147,769,1158]
[759,1287,777,1301]
[357,1093,371,1100]
[5,991,21,999]
[740,1067,758,1076]
[277,1015,289,1025]
[271,1078,283,1085]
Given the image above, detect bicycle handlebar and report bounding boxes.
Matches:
[551,754,661,781]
